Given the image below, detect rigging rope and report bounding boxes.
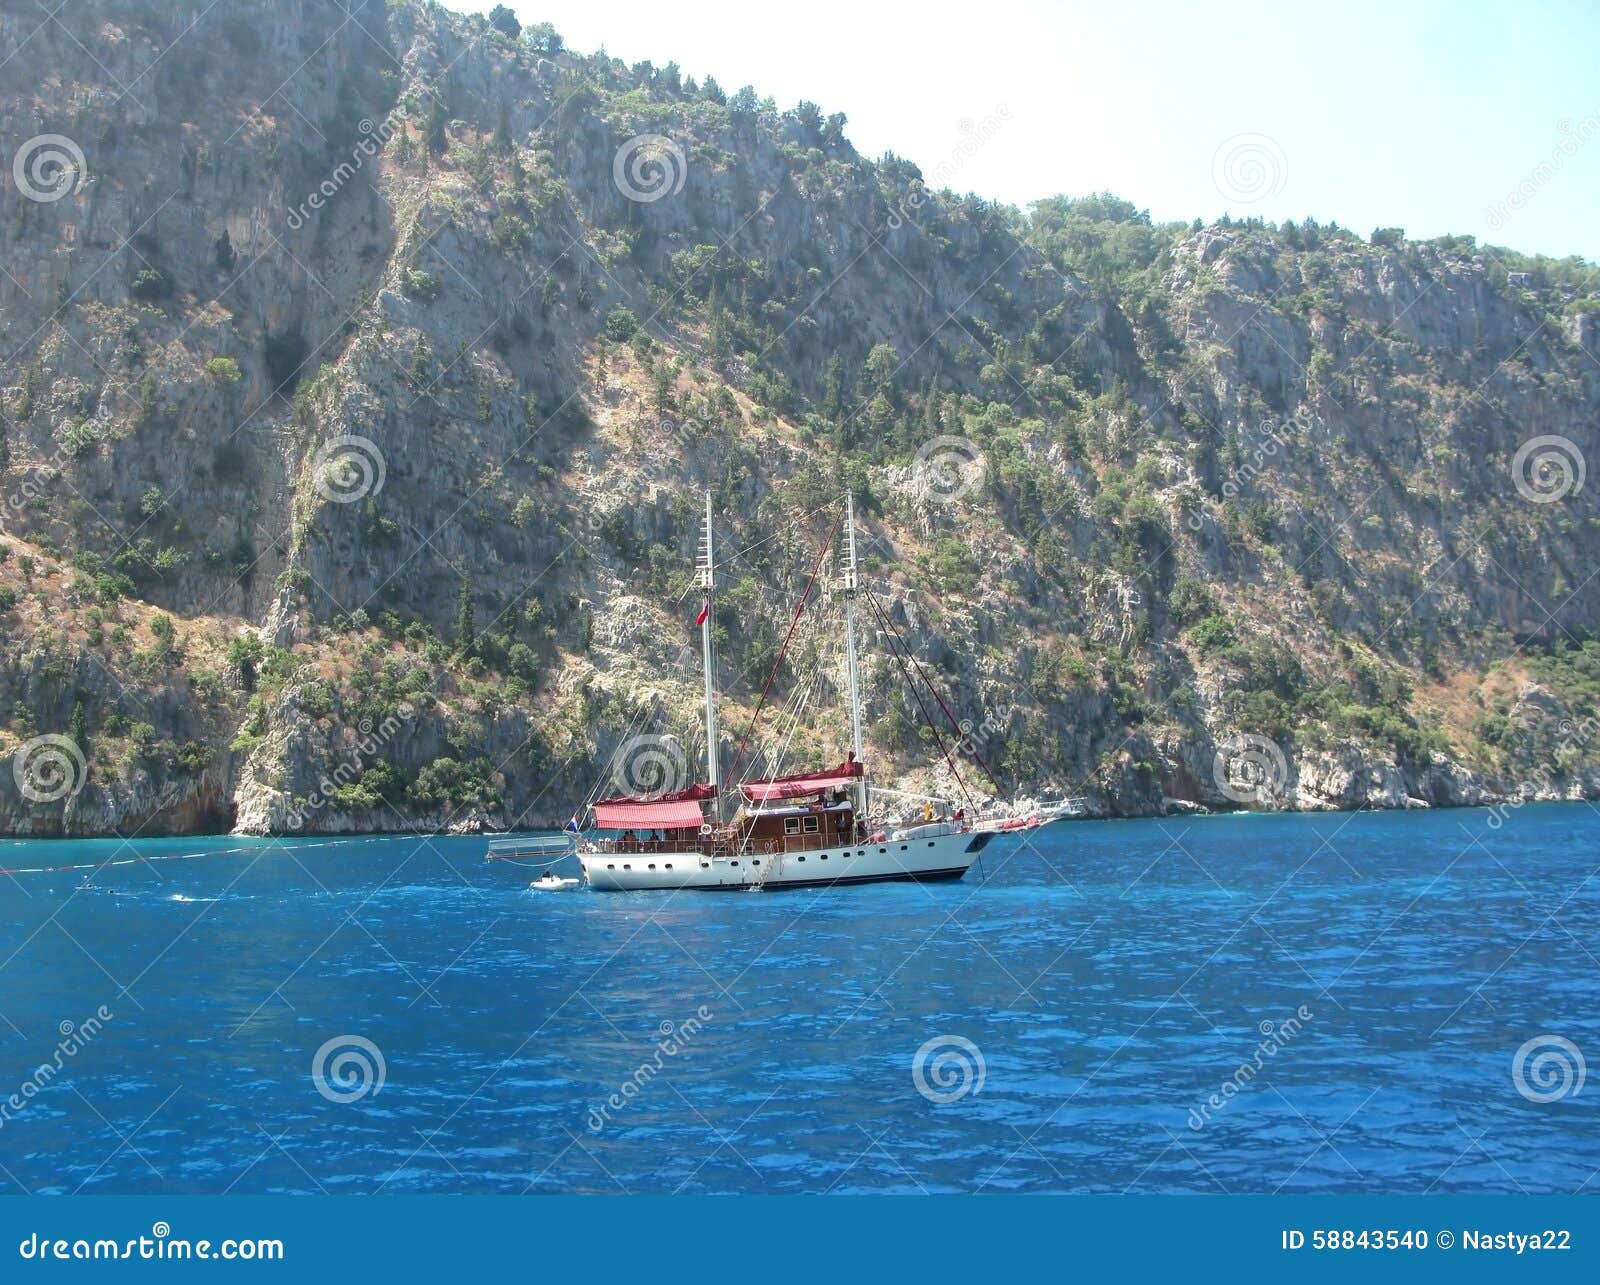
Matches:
[869,590,1004,792]
[725,510,843,787]
[861,589,978,815]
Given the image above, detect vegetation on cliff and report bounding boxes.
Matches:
[0,0,1596,833]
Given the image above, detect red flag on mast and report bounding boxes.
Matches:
[695,600,710,627]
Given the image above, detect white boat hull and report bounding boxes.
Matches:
[577,827,994,892]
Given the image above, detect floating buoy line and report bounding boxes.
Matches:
[0,833,413,879]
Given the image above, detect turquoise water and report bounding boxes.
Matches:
[0,805,1595,1194]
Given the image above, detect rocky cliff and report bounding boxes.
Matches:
[1,0,1597,836]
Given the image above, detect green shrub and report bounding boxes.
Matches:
[130,269,172,300]
[603,307,639,342]
[1187,614,1236,656]
[402,269,441,301]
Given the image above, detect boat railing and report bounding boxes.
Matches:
[737,828,871,857]
[583,836,709,856]
[487,833,577,862]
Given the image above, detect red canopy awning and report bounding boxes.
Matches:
[740,760,864,803]
[592,798,708,830]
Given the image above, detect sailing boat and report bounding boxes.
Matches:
[572,492,998,892]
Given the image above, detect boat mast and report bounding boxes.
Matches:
[842,492,867,815]
[697,491,721,821]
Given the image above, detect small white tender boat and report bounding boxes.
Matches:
[530,870,581,891]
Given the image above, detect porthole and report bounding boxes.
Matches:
[797,855,806,862]
[820,854,828,860]
[879,847,886,854]
[665,863,673,870]
[624,864,631,870]
[900,845,908,851]
[607,864,615,870]
[648,863,656,870]
[731,860,739,867]
[927,841,935,848]
[753,858,761,866]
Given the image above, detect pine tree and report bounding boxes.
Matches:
[69,699,87,756]
[424,94,449,159]
[455,580,475,656]
[822,353,845,422]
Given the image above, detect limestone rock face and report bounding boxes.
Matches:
[0,0,1596,834]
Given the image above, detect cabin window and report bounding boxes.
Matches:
[784,818,800,836]
[607,864,615,870]
[820,854,828,860]
[753,858,761,866]
[700,861,710,869]
[900,845,908,851]
[731,860,739,867]
[879,848,886,854]
[797,855,806,862]
[648,863,656,870]
[803,816,819,834]
[623,864,631,870]
[928,842,935,848]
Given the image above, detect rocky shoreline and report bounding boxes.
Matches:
[2,737,1593,839]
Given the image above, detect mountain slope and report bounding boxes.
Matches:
[1,0,1597,835]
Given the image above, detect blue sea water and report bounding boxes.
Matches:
[0,804,1595,1196]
